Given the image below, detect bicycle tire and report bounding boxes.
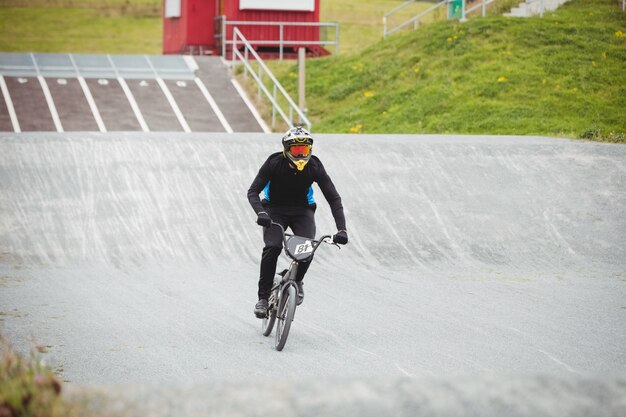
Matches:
[275,285,297,351]
[261,305,276,336]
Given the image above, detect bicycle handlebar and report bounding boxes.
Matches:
[270,221,339,259]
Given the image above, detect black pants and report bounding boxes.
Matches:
[258,205,316,300]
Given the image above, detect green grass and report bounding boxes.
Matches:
[270,0,626,140]
[1,0,624,140]
[1,336,72,416]
[320,0,519,54]
[0,335,115,417]
[321,0,435,54]
[0,0,162,54]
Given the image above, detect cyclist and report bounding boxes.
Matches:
[247,126,348,318]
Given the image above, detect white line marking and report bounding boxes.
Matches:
[0,75,21,132]
[183,55,199,72]
[77,77,106,132]
[156,78,191,133]
[194,77,233,133]
[38,76,63,132]
[118,77,149,132]
[230,78,271,133]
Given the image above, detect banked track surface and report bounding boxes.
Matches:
[0,133,625,416]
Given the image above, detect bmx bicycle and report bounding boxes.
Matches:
[261,221,340,351]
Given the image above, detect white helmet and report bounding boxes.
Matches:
[282,126,313,171]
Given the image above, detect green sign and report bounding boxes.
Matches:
[448,0,463,19]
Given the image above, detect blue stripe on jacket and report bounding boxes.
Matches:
[307,186,315,205]
[263,181,270,201]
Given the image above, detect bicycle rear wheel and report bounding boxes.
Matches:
[275,285,297,351]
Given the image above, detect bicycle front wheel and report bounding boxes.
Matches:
[275,285,297,351]
[262,304,276,336]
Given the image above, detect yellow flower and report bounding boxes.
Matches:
[447,37,453,42]
[363,91,374,98]
[602,51,607,59]
[497,76,507,83]
[350,124,363,133]
[592,60,597,67]
[615,31,625,38]
[414,66,420,74]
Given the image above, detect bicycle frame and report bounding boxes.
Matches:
[271,221,334,305]
[262,221,339,350]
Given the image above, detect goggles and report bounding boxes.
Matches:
[289,144,311,157]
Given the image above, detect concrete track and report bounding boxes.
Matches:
[1,133,625,415]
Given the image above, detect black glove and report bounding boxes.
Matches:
[333,230,348,245]
[256,211,272,228]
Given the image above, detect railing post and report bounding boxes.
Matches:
[335,24,340,54]
[244,47,249,77]
[272,84,277,128]
[298,47,306,116]
[460,0,467,22]
[383,16,387,39]
[482,0,486,17]
[222,17,227,58]
[279,24,284,61]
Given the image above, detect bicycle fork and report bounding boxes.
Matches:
[275,261,299,320]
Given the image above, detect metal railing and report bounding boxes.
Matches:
[230,28,311,131]
[383,0,509,38]
[216,16,339,60]
[384,1,449,38]
[466,0,498,16]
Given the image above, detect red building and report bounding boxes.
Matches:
[163,0,332,57]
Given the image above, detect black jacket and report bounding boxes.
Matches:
[247,152,346,231]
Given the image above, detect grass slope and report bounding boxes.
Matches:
[277,0,625,139]
[321,0,434,54]
[0,0,162,54]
